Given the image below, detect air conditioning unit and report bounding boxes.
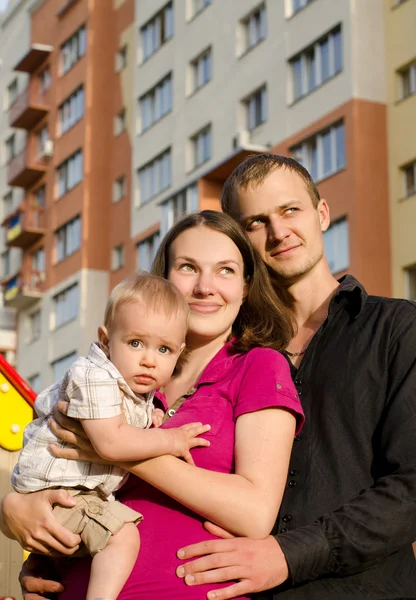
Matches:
[232,130,250,150]
[41,139,54,158]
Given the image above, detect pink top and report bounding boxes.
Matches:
[58,342,304,600]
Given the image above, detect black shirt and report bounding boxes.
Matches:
[262,275,416,599]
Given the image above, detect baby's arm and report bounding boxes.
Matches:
[80,416,210,464]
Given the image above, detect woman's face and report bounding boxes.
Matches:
[168,226,248,343]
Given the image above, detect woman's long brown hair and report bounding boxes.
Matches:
[151,210,294,353]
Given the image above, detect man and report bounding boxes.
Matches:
[174,155,416,599]
[8,155,416,599]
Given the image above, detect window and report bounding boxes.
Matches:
[161,184,198,236]
[190,48,212,93]
[55,216,81,262]
[28,373,41,394]
[39,67,51,94]
[5,135,16,164]
[113,175,126,202]
[1,250,11,278]
[36,126,50,160]
[405,265,416,301]
[111,244,125,271]
[34,185,46,208]
[115,45,127,72]
[141,3,174,61]
[191,125,212,168]
[32,247,46,274]
[59,86,84,134]
[52,352,77,382]
[7,79,18,107]
[323,218,349,274]
[114,108,126,135]
[138,149,172,205]
[291,121,345,182]
[241,4,266,54]
[189,0,211,19]
[291,0,314,15]
[3,191,13,216]
[398,61,416,100]
[140,73,172,132]
[244,85,267,131]
[28,310,41,343]
[61,25,86,74]
[137,232,160,271]
[290,26,342,101]
[53,283,79,328]
[402,160,416,197]
[57,150,83,197]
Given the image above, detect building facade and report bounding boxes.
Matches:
[385,0,416,300]
[132,0,392,297]
[1,0,135,390]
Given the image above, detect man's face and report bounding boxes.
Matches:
[236,168,330,285]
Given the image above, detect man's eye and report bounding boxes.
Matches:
[159,346,171,354]
[246,219,263,231]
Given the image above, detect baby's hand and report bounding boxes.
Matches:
[152,408,165,428]
[168,423,211,465]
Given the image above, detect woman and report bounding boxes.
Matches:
[1,211,304,599]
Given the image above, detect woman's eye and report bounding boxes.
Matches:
[220,267,234,275]
[180,263,195,272]
[129,340,142,348]
[158,346,171,354]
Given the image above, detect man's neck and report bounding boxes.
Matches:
[277,265,339,331]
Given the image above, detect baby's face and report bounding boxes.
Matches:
[106,301,186,394]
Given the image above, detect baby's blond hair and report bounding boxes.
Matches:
[104,272,189,333]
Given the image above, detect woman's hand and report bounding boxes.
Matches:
[48,401,106,464]
[20,554,64,599]
[0,490,80,555]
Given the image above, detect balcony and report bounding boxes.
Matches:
[7,149,47,189]
[14,43,53,74]
[2,204,46,250]
[2,270,44,310]
[9,86,50,130]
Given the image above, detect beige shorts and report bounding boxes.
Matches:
[52,489,142,556]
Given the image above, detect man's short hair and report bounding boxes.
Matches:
[104,272,189,332]
[221,153,321,217]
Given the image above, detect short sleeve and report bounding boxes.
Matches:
[65,363,123,420]
[234,348,305,434]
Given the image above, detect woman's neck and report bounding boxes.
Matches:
[163,331,230,404]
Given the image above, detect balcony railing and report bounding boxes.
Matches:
[7,149,47,189]
[2,270,44,310]
[9,86,50,130]
[2,204,46,250]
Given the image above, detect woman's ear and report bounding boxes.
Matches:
[242,277,250,301]
[98,325,110,357]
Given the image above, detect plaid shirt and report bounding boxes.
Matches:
[12,343,154,498]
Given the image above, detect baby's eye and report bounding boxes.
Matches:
[158,346,171,354]
[129,340,142,348]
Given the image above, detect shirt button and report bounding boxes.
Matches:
[294,435,301,442]
[288,480,297,488]
[282,514,292,523]
[289,469,298,476]
[294,379,302,385]
[276,383,282,389]
[167,408,176,417]
[280,528,288,533]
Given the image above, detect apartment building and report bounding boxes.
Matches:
[132,0,391,296]
[0,0,135,390]
[385,0,416,300]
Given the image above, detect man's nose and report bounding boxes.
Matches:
[268,214,291,244]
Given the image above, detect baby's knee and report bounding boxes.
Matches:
[112,522,140,552]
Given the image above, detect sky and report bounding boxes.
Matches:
[0,0,9,12]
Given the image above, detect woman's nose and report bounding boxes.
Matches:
[194,272,215,296]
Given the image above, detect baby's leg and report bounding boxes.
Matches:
[86,522,140,600]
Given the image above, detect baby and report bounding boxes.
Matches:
[12,273,209,600]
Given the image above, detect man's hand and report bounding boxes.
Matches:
[176,522,289,599]
[19,554,63,600]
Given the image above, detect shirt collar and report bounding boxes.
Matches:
[329,274,368,318]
